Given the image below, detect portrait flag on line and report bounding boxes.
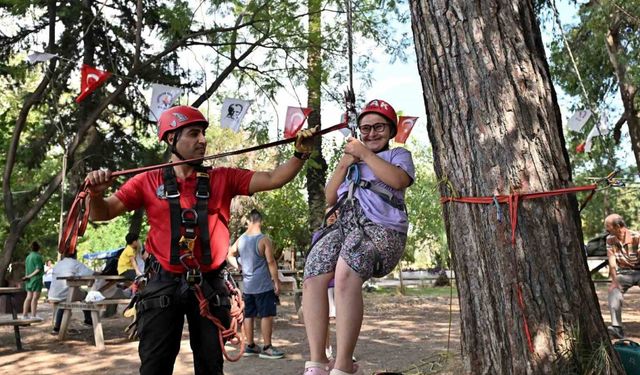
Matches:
[394,116,419,144]
[75,64,112,103]
[284,106,313,138]
[220,98,253,132]
[26,52,57,64]
[576,114,609,153]
[148,84,183,121]
[567,109,592,132]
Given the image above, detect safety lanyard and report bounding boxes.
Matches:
[163,166,212,267]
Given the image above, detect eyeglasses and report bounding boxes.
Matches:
[358,123,389,134]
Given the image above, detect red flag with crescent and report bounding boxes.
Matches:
[75,64,112,103]
[394,116,418,144]
[284,106,313,138]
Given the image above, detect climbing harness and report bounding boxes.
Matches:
[163,165,213,266]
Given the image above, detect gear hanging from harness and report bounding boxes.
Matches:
[133,165,246,361]
[312,163,407,278]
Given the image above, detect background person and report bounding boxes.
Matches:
[48,252,96,334]
[21,241,44,321]
[118,232,143,281]
[605,213,640,339]
[228,209,285,359]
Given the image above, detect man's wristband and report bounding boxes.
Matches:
[293,151,310,160]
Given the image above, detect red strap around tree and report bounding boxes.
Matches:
[440,184,598,245]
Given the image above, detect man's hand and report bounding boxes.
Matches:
[21,276,29,281]
[85,169,115,196]
[274,280,281,296]
[609,279,620,293]
[294,126,319,153]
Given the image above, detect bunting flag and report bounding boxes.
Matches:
[567,109,592,132]
[75,64,112,103]
[26,52,57,63]
[220,98,252,132]
[148,84,182,121]
[394,116,419,144]
[576,114,609,153]
[284,106,313,138]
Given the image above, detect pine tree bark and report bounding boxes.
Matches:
[306,0,328,233]
[409,0,624,373]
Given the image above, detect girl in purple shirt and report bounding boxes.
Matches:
[302,99,414,375]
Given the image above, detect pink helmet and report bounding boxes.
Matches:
[357,99,398,137]
[157,106,208,142]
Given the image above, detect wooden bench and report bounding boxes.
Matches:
[0,317,39,351]
[58,298,132,350]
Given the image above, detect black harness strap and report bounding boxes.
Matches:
[163,166,213,266]
[164,167,182,265]
[195,170,212,265]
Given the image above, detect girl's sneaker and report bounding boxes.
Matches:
[329,363,364,375]
[259,345,285,359]
[303,361,332,375]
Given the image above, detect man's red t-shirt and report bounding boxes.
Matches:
[115,167,254,273]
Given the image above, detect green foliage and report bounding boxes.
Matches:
[403,141,448,268]
[546,0,640,239]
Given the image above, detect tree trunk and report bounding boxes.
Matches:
[306,0,328,233]
[409,0,624,373]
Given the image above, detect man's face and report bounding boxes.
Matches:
[606,222,621,236]
[168,125,207,159]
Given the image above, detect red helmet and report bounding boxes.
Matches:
[357,99,398,137]
[157,105,208,142]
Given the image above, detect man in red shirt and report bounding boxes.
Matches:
[85,105,315,375]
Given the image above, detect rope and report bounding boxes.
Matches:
[193,281,245,362]
[440,184,598,245]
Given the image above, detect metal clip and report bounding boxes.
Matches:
[178,236,196,251]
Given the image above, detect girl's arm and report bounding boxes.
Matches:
[344,137,412,190]
[325,154,358,206]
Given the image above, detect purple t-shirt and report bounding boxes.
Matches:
[336,147,415,233]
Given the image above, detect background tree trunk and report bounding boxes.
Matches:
[409,0,624,373]
[306,0,328,234]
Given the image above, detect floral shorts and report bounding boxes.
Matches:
[304,201,407,281]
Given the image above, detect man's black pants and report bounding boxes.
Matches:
[137,272,231,375]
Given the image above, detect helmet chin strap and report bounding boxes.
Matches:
[169,129,203,166]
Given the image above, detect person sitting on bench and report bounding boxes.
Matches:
[117,233,143,281]
[605,213,640,339]
[48,252,96,334]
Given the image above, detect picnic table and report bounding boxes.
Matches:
[0,287,38,351]
[55,275,131,350]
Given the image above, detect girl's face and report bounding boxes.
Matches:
[358,113,392,152]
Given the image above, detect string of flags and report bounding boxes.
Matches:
[26,51,419,142]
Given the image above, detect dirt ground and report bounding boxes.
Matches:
[1,284,639,375]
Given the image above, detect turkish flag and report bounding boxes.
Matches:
[284,106,313,138]
[75,64,112,103]
[394,116,418,144]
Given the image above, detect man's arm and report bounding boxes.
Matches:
[248,157,305,195]
[226,239,240,270]
[85,169,128,221]
[131,253,142,275]
[608,253,620,292]
[262,236,280,296]
[248,126,317,195]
